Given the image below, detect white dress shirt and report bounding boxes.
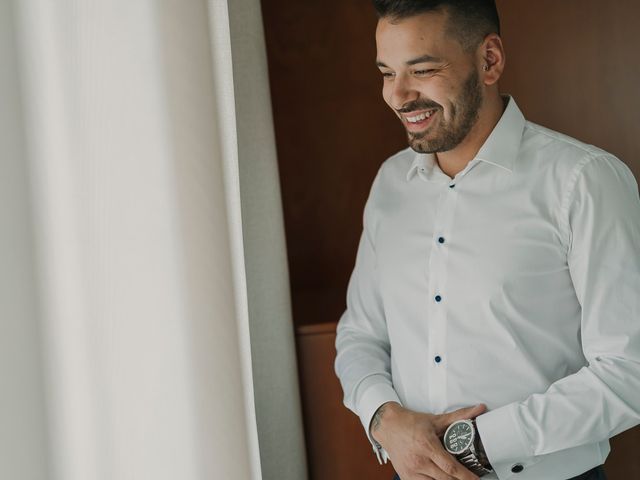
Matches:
[334,96,640,479]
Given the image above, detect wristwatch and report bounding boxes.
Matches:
[443,419,493,476]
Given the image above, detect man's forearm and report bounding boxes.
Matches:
[369,402,388,442]
[369,401,402,444]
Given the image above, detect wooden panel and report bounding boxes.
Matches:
[260,0,406,328]
[608,430,640,479]
[496,0,640,171]
[296,323,395,480]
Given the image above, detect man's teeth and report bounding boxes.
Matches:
[406,110,435,123]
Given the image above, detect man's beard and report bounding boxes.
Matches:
[405,69,483,154]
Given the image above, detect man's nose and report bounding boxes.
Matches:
[389,74,418,111]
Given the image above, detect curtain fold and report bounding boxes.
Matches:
[216,0,309,478]
[0,0,50,478]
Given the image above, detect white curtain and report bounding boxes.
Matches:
[1,0,307,479]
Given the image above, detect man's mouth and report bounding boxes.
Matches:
[402,109,438,132]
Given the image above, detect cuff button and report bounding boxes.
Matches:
[511,464,524,473]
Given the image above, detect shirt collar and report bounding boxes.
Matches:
[406,95,526,182]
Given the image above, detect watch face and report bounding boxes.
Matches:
[444,420,474,454]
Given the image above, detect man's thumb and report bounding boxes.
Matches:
[434,404,487,433]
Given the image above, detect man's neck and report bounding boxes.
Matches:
[435,94,507,179]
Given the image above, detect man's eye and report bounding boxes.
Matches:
[381,72,395,79]
[414,69,436,76]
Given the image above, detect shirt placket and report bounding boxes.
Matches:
[426,181,458,413]
[427,159,478,413]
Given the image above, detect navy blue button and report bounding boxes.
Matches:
[435,295,442,302]
[434,355,442,363]
[438,237,445,244]
[511,464,524,473]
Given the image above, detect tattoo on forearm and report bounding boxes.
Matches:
[370,403,388,434]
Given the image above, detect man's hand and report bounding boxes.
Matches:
[371,402,487,480]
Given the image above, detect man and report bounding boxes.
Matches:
[333,1,640,480]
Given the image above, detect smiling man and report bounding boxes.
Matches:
[334,1,640,480]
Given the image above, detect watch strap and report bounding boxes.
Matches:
[458,450,493,476]
[471,419,493,470]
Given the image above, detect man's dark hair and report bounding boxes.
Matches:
[372,0,500,53]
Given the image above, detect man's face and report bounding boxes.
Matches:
[375,11,484,153]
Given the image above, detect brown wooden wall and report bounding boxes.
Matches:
[260,1,640,478]
[296,322,395,480]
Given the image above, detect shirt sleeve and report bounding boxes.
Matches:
[476,154,640,476]
[334,165,402,464]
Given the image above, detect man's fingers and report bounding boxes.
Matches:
[446,403,486,422]
[429,444,479,480]
[395,468,435,480]
[401,460,452,480]
[433,404,487,433]
[419,459,457,480]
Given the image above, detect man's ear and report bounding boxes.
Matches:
[479,33,505,85]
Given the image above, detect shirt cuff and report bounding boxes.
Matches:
[355,375,402,464]
[476,403,537,479]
